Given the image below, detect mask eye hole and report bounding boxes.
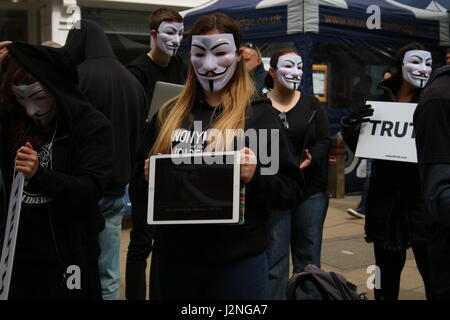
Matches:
[215,51,226,57]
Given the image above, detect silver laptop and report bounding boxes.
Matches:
[147,152,242,225]
[148,81,184,121]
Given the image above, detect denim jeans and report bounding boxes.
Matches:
[98,195,125,300]
[267,192,329,300]
[358,159,372,212]
[153,251,269,300]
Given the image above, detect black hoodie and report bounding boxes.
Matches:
[65,19,148,196]
[133,95,304,265]
[0,42,113,299]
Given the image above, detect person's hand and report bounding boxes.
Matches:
[144,158,150,182]
[0,41,12,70]
[341,104,374,127]
[240,147,257,184]
[300,149,312,170]
[16,142,39,179]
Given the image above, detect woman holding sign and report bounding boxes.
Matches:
[263,48,331,299]
[341,43,434,300]
[134,13,303,299]
[0,41,112,299]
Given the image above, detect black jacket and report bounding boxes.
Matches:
[65,19,147,196]
[342,79,427,250]
[0,42,113,298]
[133,95,304,264]
[414,66,450,227]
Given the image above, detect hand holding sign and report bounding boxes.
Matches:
[300,149,312,170]
[240,147,257,184]
[15,142,39,179]
[341,104,374,127]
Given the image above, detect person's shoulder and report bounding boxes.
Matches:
[422,73,450,102]
[246,95,280,129]
[127,52,150,70]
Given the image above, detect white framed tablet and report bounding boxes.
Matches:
[147,151,241,225]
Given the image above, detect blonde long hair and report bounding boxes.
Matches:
[150,13,255,155]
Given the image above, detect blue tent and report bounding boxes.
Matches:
[182,0,450,192]
[182,0,450,96]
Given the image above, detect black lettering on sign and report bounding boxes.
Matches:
[380,121,393,137]
[370,120,382,135]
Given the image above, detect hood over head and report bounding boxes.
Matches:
[6,41,99,130]
[64,19,116,64]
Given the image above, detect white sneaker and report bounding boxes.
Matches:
[347,208,365,219]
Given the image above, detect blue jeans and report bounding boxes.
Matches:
[267,192,329,300]
[98,195,125,300]
[153,251,269,300]
[358,159,371,212]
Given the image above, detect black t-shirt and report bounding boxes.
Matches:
[271,93,331,197]
[126,53,187,111]
[414,73,450,165]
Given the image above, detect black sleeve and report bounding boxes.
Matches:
[246,103,304,210]
[341,122,360,153]
[28,117,113,215]
[128,115,159,219]
[309,98,331,168]
[420,163,450,227]
[414,98,450,164]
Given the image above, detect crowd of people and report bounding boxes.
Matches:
[0,7,448,301]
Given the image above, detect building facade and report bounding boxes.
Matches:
[0,0,208,62]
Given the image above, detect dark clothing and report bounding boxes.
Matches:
[342,79,428,250]
[272,93,331,198]
[0,42,113,299]
[127,53,187,108]
[136,96,303,266]
[125,50,187,299]
[251,63,267,93]
[414,65,450,299]
[65,19,147,197]
[373,241,433,300]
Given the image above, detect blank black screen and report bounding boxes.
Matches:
[153,157,235,221]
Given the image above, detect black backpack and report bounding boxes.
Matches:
[286,264,368,300]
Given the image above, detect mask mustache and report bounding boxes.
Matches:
[284,75,301,81]
[410,71,429,79]
[197,68,228,77]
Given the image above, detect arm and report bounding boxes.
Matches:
[308,99,332,169]
[28,117,113,214]
[340,104,374,152]
[246,104,304,210]
[421,164,450,227]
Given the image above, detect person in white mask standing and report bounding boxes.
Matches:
[125,8,188,300]
[133,13,304,300]
[263,49,331,300]
[341,43,434,300]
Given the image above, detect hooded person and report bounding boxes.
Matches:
[414,65,450,299]
[64,19,148,300]
[0,41,113,299]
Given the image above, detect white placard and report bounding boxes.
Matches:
[355,101,418,163]
[0,172,25,300]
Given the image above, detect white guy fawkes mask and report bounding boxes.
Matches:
[191,33,237,93]
[12,81,56,127]
[276,54,303,91]
[402,50,432,88]
[155,21,184,57]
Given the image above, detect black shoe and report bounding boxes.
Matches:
[347,208,365,219]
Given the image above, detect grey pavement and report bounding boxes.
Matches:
[118,195,426,300]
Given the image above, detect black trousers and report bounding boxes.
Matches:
[373,241,434,300]
[125,208,153,300]
[428,225,450,300]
